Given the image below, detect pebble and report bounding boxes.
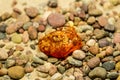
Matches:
[72,50,86,60]
[0,68,8,76]
[47,0,58,8]
[94,29,106,39]
[117,75,120,80]
[82,64,91,75]
[22,31,29,43]
[107,72,118,79]
[11,33,22,44]
[0,48,8,60]
[98,38,110,47]
[0,32,6,39]
[113,51,120,56]
[37,25,46,32]
[97,16,108,27]
[102,61,115,71]
[86,39,96,46]
[23,22,32,30]
[1,12,11,20]
[101,56,113,62]
[0,23,7,32]
[89,45,99,55]
[87,57,100,68]
[30,44,36,50]
[67,56,82,67]
[115,62,120,71]
[113,33,120,43]
[37,72,48,78]
[105,46,114,56]
[49,64,57,75]
[92,22,101,29]
[32,56,44,65]
[77,25,93,32]
[24,62,34,73]
[36,52,48,60]
[8,66,25,79]
[87,16,96,24]
[51,72,62,80]
[74,71,84,80]
[57,65,65,74]
[89,67,107,79]
[47,58,58,64]
[17,14,30,24]
[36,65,49,73]
[47,13,65,28]
[25,7,39,17]
[28,26,37,40]
[104,24,115,32]
[5,58,15,68]
[114,56,120,62]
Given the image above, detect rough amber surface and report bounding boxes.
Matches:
[38,27,82,58]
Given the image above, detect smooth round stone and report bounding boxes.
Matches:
[32,56,44,65]
[51,73,62,80]
[57,65,65,74]
[86,39,96,46]
[113,51,120,56]
[30,44,36,50]
[104,24,115,32]
[37,72,48,78]
[72,50,86,60]
[49,65,57,76]
[102,61,115,71]
[113,33,120,43]
[47,58,58,63]
[28,26,37,40]
[98,38,110,47]
[89,67,107,79]
[67,56,82,67]
[8,66,25,79]
[23,22,32,30]
[94,29,106,39]
[11,33,22,44]
[0,23,7,32]
[115,62,120,71]
[107,72,118,79]
[0,32,6,39]
[36,65,49,73]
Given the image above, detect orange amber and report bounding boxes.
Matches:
[38,27,82,58]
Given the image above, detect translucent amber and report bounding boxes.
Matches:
[38,27,82,58]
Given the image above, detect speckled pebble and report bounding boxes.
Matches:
[11,33,22,44]
[67,56,82,67]
[89,67,106,79]
[102,61,115,71]
[107,72,118,79]
[72,50,86,60]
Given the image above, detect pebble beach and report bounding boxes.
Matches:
[0,0,120,80]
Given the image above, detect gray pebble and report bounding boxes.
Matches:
[67,56,82,67]
[94,29,106,39]
[32,56,44,65]
[89,67,107,79]
[36,52,48,60]
[72,50,86,60]
[5,58,15,68]
[107,72,118,79]
[23,22,32,30]
[98,38,110,47]
[102,61,115,71]
[57,65,65,74]
[0,32,6,39]
[0,23,7,32]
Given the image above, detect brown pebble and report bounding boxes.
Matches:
[17,14,30,24]
[97,16,108,27]
[8,49,15,56]
[105,46,114,56]
[28,26,37,40]
[0,68,8,76]
[102,56,114,62]
[37,25,46,32]
[89,46,99,55]
[114,56,120,62]
[87,16,96,24]
[24,62,34,73]
[22,31,29,43]
[1,12,11,20]
[78,10,86,19]
[18,28,24,33]
[47,13,65,28]
[87,57,100,68]
[37,65,48,73]
[69,13,74,21]
[92,22,101,29]
[13,7,21,14]
[15,45,24,51]
[113,33,120,43]
[25,7,39,18]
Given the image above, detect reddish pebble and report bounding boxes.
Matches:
[47,13,65,28]
[97,16,108,27]
[113,33,120,43]
[25,7,39,18]
[37,25,45,32]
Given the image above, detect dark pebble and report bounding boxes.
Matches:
[30,44,36,50]
[102,61,115,71]
[0,44,5,48]
[0,23,7,33]
[47,0,58,8]
[104,24,115,32]
[107,72,118,79]
[0,32,6,39]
